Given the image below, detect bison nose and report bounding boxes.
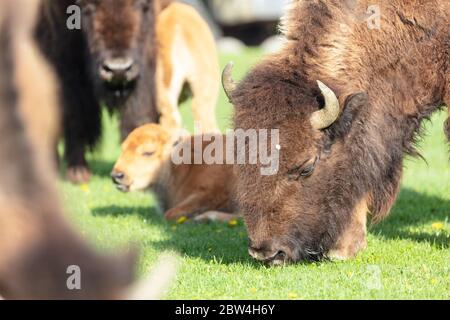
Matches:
[100,57,138,83]
[111,171,125,184]
[248,245,287,266]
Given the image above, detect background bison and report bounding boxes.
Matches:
[227,0,450,264]
[36,0,166,183]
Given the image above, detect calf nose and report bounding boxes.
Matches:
[100,57,138,83]
[248,245,287,266]
[111,171,125,184]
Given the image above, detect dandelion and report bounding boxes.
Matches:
[80,184,89,193]
[228,219,238,227]
[431,222,444,231]
[250,288,258,294]
[288,292,298,300]
[176,216,187,224]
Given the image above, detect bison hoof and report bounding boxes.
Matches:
[66,166,92,184]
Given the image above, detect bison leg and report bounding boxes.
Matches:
[62,83,101,184]
[327,199,368,260]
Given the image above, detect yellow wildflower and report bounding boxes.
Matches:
[176,216,188,224]
[431,222,444,231]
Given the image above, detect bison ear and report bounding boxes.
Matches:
[325,92,369,141]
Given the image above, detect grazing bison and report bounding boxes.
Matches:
[0,0,176,299]
[224,0,450,264]
[112,124,237,222]
[36,0,219,183]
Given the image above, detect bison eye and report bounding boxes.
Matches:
[287,157,319,181]
[300,164,315,177]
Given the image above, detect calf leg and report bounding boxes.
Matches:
[164,193,205,221]
[194,211,240,223]
[190,76,219,133]
[164,192,231,222]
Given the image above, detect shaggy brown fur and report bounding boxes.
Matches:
[229,0,450,264]
[112,124,237,222]
[36,0,162,183]
[36,0,218,184]
[0,0,136,299]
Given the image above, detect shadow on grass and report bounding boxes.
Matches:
[92,204,258,266]
[90,160,115,179]
[370,189,449,248]
[92,187,449,266]
[93,205,160,220]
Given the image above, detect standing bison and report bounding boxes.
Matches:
[36,0,171,183]
[224,0,450,264]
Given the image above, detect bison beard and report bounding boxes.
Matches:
[35,0,163,183]
[229,0,450,263]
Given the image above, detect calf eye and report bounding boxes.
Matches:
[142,151,155,157]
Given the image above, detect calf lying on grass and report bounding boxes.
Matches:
[112,124,238,222]
[0,0,175,299]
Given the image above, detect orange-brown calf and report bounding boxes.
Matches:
[112,124,238,222]
[156,2,220,135]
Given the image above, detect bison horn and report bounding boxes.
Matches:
[310,81,341,130]
[222,62,236,101]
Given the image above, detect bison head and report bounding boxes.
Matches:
[224,63,375,265]
[76,0,155,106]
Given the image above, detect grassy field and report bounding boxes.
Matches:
[60,49,449,300]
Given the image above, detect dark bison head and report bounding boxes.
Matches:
[77,0,155,106]
[224,63,376,265]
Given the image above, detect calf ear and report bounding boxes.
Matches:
[325,92,369,142]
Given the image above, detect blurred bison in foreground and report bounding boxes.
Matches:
[0,0,175,300]
[225,0,450,264]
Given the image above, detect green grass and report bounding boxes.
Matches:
[60,49,449,300]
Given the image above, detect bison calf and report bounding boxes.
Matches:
[112,124,238,222]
